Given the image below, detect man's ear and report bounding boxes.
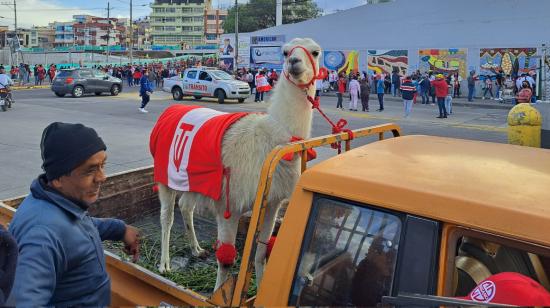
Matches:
[50,177,64,190]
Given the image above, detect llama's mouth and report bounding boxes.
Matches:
[288,68,305,79]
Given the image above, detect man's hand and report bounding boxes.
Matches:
[123,225,140,263]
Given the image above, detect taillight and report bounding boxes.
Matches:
[65,77,74,84]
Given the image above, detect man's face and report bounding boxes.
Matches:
[52,151,107,205]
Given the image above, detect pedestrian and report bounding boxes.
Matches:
[445,80,453,115]
[139,69,153,113]
[376,75,385,111]
[429,73,436,105]
[315,77,323,98]
[482,76,494,100]
[467,70,478,102]
[384,74,391,94]
[255,70,271,102]
[9,122,140,306]
[37,65,46,85]
[34,65,39,85]
[495,69,504,101]
[400,76,416,118]
[515,80,533,104]
[431,74,449,118]
[391,70,401,97]
[419,74,430,104]
[360,78,370,112]
[133,68,141,86]
[348,75,360,111]
[336,75,346,110]
[451,72,462,98]
[329,70,337,91]
[0,224,17,306]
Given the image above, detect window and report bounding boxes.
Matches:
[182,8,192,13]
[219,15,226,20]
[186,70,197,79]
[194,17,203,22]
[206,34,217,40]
[198,71,212,81]
[289,197,402,306]
[194,8,204,13]
[166,8,176,13]
[193,26,202,32]
[207,15,216,20]
[79,70,93,78]
[182,17,193,23]
[446,229,550,298]
[165,26,176,32]
[182,26,193,32]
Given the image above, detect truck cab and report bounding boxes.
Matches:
[163,67,250,104]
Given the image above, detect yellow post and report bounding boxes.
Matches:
[507,103,542,147]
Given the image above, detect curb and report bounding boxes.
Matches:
[11,85,50,90]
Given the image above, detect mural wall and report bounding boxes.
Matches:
[480,48,537,77]
[367,50,408,76]
[323,50,359,75]
[419,48,467,78]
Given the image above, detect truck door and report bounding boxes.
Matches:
[197,71,213,97]
[183,70,198,96]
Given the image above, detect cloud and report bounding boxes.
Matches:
[13,0,98,28]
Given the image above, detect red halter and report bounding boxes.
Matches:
[283,45,352,153]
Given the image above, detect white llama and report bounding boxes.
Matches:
[153,38,322,291]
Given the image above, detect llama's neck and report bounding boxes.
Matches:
[267,77,315,139]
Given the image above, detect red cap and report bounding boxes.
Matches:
[460,272,550,306]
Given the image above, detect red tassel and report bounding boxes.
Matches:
[152,184,159,193]
[283,136,317,162]
[266,236,277,258]
[224,210,231,219]
[216,243,237,266]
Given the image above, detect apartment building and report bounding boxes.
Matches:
[204,9,227,45]
[53,22,74,47]
[73,17,127,47]
[150,0,212,48]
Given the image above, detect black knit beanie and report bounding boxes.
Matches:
[40,122,106,181]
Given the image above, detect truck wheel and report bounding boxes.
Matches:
[54,92,65,97]
[238,98,245,103]
[194,96,202,100]
[216,89,226,104]
[110,85,120,96]
[172,87,183,101]
[72,85,84,98]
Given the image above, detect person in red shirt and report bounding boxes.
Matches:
[431,74,449,118]
[336,75,347,110]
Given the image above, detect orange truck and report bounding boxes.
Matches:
[1,123,550,306]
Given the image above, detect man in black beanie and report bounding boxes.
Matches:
[9,122,140,306]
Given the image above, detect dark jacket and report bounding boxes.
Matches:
[9,175,126,306]
[400,80,417,100]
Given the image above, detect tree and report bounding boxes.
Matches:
[223,0,322,33]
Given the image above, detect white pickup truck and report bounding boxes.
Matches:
[163,67,251,104]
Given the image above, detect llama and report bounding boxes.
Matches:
[151,38,323,291]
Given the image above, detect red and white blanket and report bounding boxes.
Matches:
[150,105,249,200]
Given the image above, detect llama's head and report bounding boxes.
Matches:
[282,38,322,88]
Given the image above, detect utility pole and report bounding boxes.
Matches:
[234,0,238,72]
[106,2,111,64]
[276,0,282,26]
[13,0,17,37]
[129,0,133,65]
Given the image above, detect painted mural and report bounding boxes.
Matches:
[480,48,537,77]
[323,50,359,75]
[367,50,408,76]
[419,49,467,78]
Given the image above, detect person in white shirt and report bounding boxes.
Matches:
[515,74,535,91]
[0,66,14,89]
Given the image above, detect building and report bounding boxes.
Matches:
[33,26,55,49]
[16,28,38,48]
[132,17,152,50]
[0,26,8,48]
[73,17,126,47]
[204,9,227,45]
[54,22,74,47]
[150,0,212,48]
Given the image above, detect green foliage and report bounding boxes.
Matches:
[223,0,322,33]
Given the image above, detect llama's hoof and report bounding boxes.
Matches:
[192,247,208,259]
[158,262,171,273]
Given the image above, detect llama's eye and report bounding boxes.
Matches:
[283,51,289,57]
[312,51,319,57]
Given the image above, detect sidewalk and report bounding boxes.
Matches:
[320,91,513,110]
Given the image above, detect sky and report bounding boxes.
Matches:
[0,0,367,28]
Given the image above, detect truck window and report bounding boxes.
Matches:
[445,230,550,296]
[289,197,402,306]
[186,70,197,80]
[198,71,212,82]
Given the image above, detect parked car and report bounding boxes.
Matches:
[163,67,250,103]
[51,68,123,98]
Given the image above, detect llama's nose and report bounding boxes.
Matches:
[289,57,302,66]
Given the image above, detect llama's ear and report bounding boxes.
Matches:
[317,67,328,80]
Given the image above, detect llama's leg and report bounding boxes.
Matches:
[254,199,285,289]
[214,213,241,290]
[158,183,177,273]
[178,197,206,258]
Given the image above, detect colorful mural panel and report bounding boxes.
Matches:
[323,50,359,75]
[367,50,408,76]
[480,48,537,77]
[419,49,467,78]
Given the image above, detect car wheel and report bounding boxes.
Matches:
[54,92,65,97]
[172,87,183,101]
[238,98,245,103]
[110,85,120,96]
[216,89,226,104]
[72,86,84,98]
[194,96,202,100]
[95,92,102,96]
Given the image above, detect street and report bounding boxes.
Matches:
[0,87,509,199]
